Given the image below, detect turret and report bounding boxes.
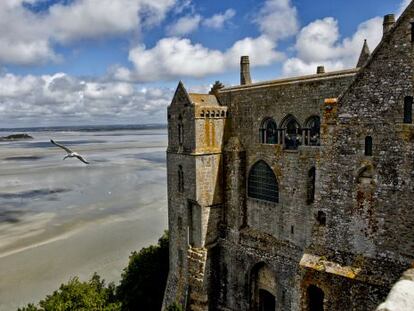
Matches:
[356,39,371,68]
[163,82,227,311]
[240,56,252,85]
[383,14,395,37]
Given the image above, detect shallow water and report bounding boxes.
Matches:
[0,127,168,310]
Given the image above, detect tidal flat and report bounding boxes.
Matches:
[0,127,168,310]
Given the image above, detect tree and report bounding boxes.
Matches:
[116,231,169,311]
[18,274,120,311]
[17,232,170,311]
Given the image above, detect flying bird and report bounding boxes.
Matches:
[50,139,89,164]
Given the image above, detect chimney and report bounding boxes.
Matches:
[240,56,252,85]
[383,14,395,36]
[317,66,325,74]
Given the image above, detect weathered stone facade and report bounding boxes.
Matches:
[163,3,414,311]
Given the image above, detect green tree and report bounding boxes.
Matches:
[116,231,169,311]
[18,274,120,311]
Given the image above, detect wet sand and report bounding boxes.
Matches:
[0,128,168,310]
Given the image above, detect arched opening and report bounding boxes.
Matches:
[404,96,412,123]
[248,161,279,203]
[251,263,277,311]
[260,118,278,144]
[307,285,324,311]
[365,136,372,156]
[282,115,301,150]
[307,167,316,204]
[305,116,321,146]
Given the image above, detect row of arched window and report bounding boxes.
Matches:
[260,115,321,150]
[200,110,227,118]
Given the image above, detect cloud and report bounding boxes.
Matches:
[166,14,202,36]
[202,9,235,29]
[254,0,299,41]
[0,0,177,65]
[399,0,412,15]
[283,16,382,76]
[114,35,283,82]
[0,73,173,126]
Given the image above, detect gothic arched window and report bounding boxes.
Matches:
[282,115,301,150]
[248,161,279,203]
[260,118,278,144]
[306,116,321,146]
[404,96,413,123]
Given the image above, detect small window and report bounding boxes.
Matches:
[316,211,326,226]
[411,22,414,42]
[307,167,316,204]
[404,96,413,123]
[308,285,324,311]
[365,136,373,156]
[248,160,279,203]
[178,115,184,145]
[260,118,278,144]
[178,165,184,192]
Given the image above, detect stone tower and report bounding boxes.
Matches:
[162,82,227,310]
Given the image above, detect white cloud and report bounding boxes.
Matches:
[0,0,177,65]
[115,35,283,82]
[0,73,173,126]
[167,14,202,36]
[255,0,299,41]
[283,16,382,76]
[203,9,235,29]
[399,0,412,15]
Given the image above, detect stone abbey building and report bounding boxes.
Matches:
[163,3,414,311]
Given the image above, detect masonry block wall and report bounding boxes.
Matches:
[163,3,414,311]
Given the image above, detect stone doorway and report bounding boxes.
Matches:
[251,263,277,311]
[259,289,276,311]
[307,285,324,311]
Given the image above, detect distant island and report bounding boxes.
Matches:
[0,133,33,141]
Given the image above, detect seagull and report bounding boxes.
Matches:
[50,139,89,164]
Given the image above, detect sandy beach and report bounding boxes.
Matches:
[0,127,168,310]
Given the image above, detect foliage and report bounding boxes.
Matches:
[18,232,170,311]
[116,231,169,311]
[18,273,120,311]
[167,302,183,311]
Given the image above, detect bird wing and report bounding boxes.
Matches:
[76,154,89,164]
[50,139,73,153]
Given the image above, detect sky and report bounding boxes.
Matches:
[0,0,410,128]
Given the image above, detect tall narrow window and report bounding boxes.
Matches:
[178,115,184,145]
[411,22,414,43]
[365,136,373,156]
[308,285,324,311]
[282,115,301,150]
[307,167,316,204]
[248,160,279,203]
[178,165,184,192]
[404,96,413,123]
[306,116,321,146]
[260,118,278,144]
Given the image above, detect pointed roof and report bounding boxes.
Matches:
[356,39,371,68]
